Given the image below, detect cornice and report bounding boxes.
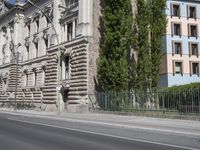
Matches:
[23,0,52,10]
[0,5,23,21]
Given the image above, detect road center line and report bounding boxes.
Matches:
[7,117,199,150]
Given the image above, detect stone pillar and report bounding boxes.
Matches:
[65,24,68,42]
[14,13,24,60]
[78,0,93,37]
[61,56,66,80]
[72,21,76,39]
[61,25,64,42]
[14,15,23,46]
[0,29,2,65]
[53,0,62,43]
[5,27,10,63]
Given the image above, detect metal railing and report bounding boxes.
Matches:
[89,89,200,116]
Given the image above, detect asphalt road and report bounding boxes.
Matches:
[0,113,199,150]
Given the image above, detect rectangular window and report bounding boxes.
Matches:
[75,19,78,36]
[172,4,180,17]
[192,63,199,75]
[46,16,51,27]
[173,42,182,55]
[26,45,29,60]
[189,25,198,37]
[173,23,181,36]
[67,22,73,41]
[36,19,39,32]
[45,39,48,49]
[65,56,70,79]
[175,62,183,74]
[35,42,38,58]
[27,24,31,36]
[188,6,196,19]
[190,43,198,56]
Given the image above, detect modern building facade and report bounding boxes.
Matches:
[160,0,200,87]
[0,0,102,112]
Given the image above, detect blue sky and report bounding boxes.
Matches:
[9,0,16,4]
[8,0,27,4]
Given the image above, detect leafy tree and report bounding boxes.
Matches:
[150,0,167,89]
[132,0,167,92]
[97,0,133,91]
[98,0,166,93]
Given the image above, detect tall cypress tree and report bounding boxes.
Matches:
[150,0,167,89]
[97,0,133,91]
[132,0,151,92]
[133,0,166,92]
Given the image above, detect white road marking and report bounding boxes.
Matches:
[7,117,200,150]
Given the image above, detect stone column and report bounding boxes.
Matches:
[53,0,62,43]
[65,24,68,42]
[72,21,76,39]
[61,56,66,80]
[78,0,93,36]
[14,13,24,61]
[5,26,10,63]
[0,29,3,65]
[61,25,64,42]
[14,15,24,46]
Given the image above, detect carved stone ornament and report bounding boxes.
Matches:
[2,26,6,33]
[24,17,32,26]
[23,69,28,74]
[52,54,58,63]
[9,26,14,33]
[61,80,70,90]
[33,12,41,21]
[32,67,37,73]
[3,72,9,80]
[33,34,39,44]
[61,47,65,54]
[2,44,6,53]
[41,61,46,70]
[41,65,46,71]
[42,30,48,40]
[42,6,52,17]
[22,65,29,72]
[9,40,14,51]
[25,38,30,47]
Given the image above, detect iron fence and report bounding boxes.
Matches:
[89,89,200,116]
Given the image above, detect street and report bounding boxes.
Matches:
[0,112,199,150]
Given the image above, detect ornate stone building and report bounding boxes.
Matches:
[0,0,102,112]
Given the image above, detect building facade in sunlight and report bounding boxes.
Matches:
[0,0,103,112]
[1,0,199,112]
[160,0,200,87]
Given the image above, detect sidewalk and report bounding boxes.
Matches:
[0,108,199,137]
